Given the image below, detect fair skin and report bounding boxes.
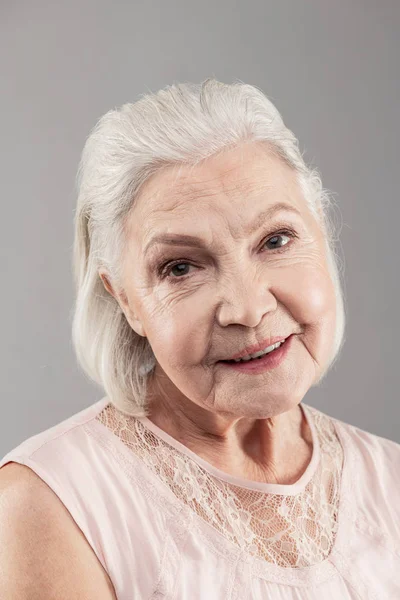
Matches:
[100,141,337,485]
[0,141,337,599]
[0,462,118,599]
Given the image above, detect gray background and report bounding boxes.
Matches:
[1,0,399,456]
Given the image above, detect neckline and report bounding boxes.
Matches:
[89,399,354,584]
[137,402,320,495]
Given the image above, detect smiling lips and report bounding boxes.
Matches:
[219,334,292,362]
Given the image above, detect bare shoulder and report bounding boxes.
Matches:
[0,462,117,599]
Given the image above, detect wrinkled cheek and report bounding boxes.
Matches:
[142,308,197,372]
[150,298,209,367]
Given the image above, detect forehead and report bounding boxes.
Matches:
[130,143,307,238]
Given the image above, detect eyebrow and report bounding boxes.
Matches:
[143,202,302,256]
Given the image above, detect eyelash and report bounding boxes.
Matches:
[156,228,298,283]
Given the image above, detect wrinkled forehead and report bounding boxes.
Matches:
[128,143,309,241]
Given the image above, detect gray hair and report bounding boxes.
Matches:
[71,78,346,417]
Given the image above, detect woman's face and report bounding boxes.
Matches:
[109,142,337,419]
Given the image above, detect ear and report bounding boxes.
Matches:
[98,270,116,298]
[98,270,147,338]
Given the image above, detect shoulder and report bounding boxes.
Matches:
[353,422,400,495]
[334,414,400,479]
[325,411,400,539]
[307,403,400,480]
[0,398,109,466]
[0,462,117,599]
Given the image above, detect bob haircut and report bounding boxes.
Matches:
[71,78,346,417]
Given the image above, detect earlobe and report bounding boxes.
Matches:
[125,312,147,337]
[122,303,147,338]
[132,320,147,337]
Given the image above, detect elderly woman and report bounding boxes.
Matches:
[1,78,399,599]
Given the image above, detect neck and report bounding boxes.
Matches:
[145,378,313,485]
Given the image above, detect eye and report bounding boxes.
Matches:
[157,227,298,282]
[261,230,293,252]
[166,263,193,278]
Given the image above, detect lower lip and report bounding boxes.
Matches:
[218,334,294,374]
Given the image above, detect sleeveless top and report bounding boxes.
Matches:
[1,396,400,599]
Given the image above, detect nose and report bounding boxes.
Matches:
[216,269,278,328]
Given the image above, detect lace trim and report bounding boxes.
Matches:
[95,402,344,569]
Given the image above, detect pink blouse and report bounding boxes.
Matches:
[1,396,399,599]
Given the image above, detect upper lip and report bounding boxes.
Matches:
[218,335,292,361]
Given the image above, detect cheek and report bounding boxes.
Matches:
[295,268,335,322]
[272,253,335,321]
[136,290,203,367]
[283,263,337,363]
[134,257,337,370]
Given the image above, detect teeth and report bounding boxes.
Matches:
[232,340,285,363]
